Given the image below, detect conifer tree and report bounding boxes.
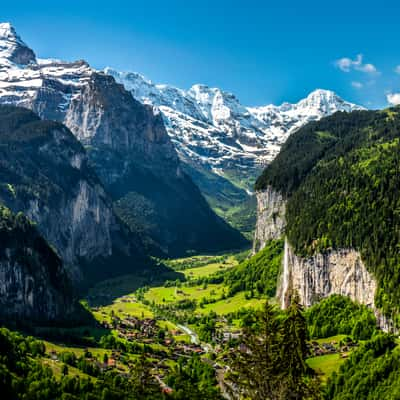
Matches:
[228,301,283,399]
[280,293,318,399]
[227,296,321,400]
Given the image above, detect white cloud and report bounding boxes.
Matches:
[351,81,363,89]
[387,93,400,106]
[335,54,378,74]
[395,65,400,74]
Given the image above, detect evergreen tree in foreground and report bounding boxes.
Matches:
[227,294,321,400]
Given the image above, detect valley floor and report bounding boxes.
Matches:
[30,251,354,394]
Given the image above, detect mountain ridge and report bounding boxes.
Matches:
[105,68,364,175]
[106,68,364,236]
[0,22,247,256]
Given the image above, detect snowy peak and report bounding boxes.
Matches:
[0,23,364,193]
[250,89,360,116]
[188,84,246,124]
[0,22,22,43]
[0,22,36,66]
[107,68,364,178]
[296,89,357,114]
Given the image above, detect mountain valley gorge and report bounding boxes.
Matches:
[2,20,400,400]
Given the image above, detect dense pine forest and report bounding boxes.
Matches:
[257,107,400,319]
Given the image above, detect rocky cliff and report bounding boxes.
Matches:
[0,23,247,256]
[252,187,286,253]
[253,188,384,327]
[0,206,74,322]
[0,106,148,283]
[278,241,376,309]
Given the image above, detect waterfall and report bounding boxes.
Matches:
[281,238,290,309]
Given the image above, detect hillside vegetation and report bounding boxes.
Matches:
[256,107,400,319]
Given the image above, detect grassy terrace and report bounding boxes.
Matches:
[199,292,264,314]
[145,284,224,304]
[182,258,236,278]
[306,353,346,382]
[92,297,154,322]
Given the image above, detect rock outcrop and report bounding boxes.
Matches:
[252,187,286,253]
[0,206,74,322]
[253,188,386,329]
[0,106,148,283]
[278,241,376,309]
[0,24,247,256]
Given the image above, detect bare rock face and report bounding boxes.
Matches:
[252,186,391,330]
[64,73,179,175]
[276,240,397,331]
[0,207,74,322]
[278,240,376,309]
[9,44,36,65]
[252,186,286,253]
[0,106,144,283]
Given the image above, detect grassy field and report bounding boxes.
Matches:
[92,297,154,323]
[145,284,225,304]
[44,341,111,359]
[143,255,267,316]
[183,257,237,279]
[199,292,264,315]
[313,335,348,345]
[307,353,346,381]
[144,283,265,315]
[42,359,94,380]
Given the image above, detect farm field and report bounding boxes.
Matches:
[307,353,346,381]
[182,256,238,278]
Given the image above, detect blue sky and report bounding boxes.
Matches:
[3,0,400,108]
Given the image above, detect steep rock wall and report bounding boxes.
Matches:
[0,209,75,322]
[253,187,286,253]
[278,240,376,309]
[252,187,391,330]
[276,240,395,331]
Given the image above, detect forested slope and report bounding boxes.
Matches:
[256,108,400,318]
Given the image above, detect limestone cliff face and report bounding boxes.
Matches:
[0,208,74,322]
[278,240,376,309]
[0,106,143,283]
[64,73,180,184]
[63,73,246,255]
[253,187,286,253]
[252,186,387,328]
[276,240,395,330]
[65,73,177,166]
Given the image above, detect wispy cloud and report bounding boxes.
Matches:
[351,81,363,89]
[387,93,400,106]
[395,65,400,74]
[335,54,378,74]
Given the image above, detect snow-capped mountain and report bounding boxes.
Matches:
[0,21,363,182]
[0,22,248,254]
[0,22,93,122]
[106,68,364,179]
[0,21,364,225]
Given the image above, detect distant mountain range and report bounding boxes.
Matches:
[0,22,246,264]
[0,22,363,241]
[106,68,364,193]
